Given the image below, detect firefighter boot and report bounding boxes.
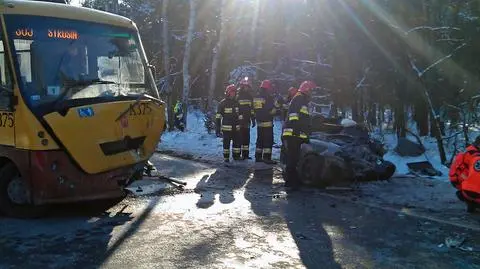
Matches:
[233,147,241,161]
[467,201,477,213]
[262,149,277,165]
[255,148,263,162]
[223,149,230,163]
[242,145,251,160]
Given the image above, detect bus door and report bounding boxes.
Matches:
[0,29,15,146]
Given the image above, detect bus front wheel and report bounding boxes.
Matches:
[0,162,46,218]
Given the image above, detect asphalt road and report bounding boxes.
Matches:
[1,154,480,269]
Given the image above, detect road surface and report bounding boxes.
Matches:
[1,154,480,269]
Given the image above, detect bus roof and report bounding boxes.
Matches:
[0,0,136,30]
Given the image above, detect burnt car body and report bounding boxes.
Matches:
[282,116,396,188]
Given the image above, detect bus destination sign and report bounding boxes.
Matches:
[15,29,79,40]
[48,29,78,40]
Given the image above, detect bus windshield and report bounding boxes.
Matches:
[4,15,155,110]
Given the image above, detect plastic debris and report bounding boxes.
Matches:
[458,246,474,252]
[445,235,466,248]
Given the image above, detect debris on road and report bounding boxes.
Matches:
[445,235,466,248]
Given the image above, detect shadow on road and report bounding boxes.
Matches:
[244,166,276,216]
[194,168,250,209]
[244,166,342,268]
[0,196,162,268]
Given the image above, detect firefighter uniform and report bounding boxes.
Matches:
[282,87,298,121]
[173,101,185,131]
[282,81,315,187]
[450,143,480,212]
[237,86,255,159]
[216,97,241,162]
[253,81,278,162]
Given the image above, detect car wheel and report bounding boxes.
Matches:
[377,161,396,180]
[297,154,331,188]
[0,163,47,218]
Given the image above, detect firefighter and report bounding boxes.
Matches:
[282,81,316,189]
[449,136,480,213]
[280,87,298,163]
[237,77,256,160]
[253,80,278,164]
[173,100,185,132]
[216,84,241,162]
[282,87,298,121]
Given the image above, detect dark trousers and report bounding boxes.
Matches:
[285,136,302,187]
[223,131,240,161]
[256,126,274,161]
[238,126,250,159]
[174,116,185,132]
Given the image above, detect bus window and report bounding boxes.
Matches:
[14,40,33,84]
[0,33,13,110]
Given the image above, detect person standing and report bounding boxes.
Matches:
[253,80,277,164]
[282,81,316,188]
[282,87,298,121]
[173,100,185,132]
[216,84,241,162]
[236,77,256,160]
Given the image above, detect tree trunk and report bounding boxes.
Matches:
[368,103,377,126]
[352,102,359,122]
[424,87,447,164]
[414,100,429,136]
[208,0,227,110]
[182,0,197,129]
[162,0,174,131]
[395,103,406,138]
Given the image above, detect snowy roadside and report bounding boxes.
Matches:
[380,134,450,181]
[158,110,450,180]
[157,110,282,163]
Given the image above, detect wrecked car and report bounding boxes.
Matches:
[282,116,396,188]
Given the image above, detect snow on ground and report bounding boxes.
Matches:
[380,133,450,181]
[159,110,453,180]
[158,110,282,162]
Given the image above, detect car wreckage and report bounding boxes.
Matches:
[281,116,396,188]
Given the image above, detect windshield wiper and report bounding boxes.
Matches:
[115,93,164,122]
[53,79,116,110]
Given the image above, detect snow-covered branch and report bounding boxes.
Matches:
[405,26,461,35]
[417,43,467,77]
[292,59,332,68]
[244,61,276,75]
[409,56,422,77]
[354,67,370,90]
[436,38,464,42]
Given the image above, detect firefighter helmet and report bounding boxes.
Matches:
[260,80,273,92]
[225,84,237,98]
[298,81,316,95]
[288,87,298,98]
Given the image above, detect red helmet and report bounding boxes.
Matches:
[225,84,237,97]
[239,77,252,87]
[298,81,316,95]
[260,80,273,92]
[288,87,298,99]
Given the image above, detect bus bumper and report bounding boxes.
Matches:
[29,150,144,205]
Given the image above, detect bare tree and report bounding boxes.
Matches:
[182,0,197,128]
[161,0,174,130]
[208,0,227,110]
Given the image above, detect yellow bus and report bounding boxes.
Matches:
[0,0,165,217]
